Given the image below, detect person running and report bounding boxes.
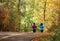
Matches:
[39,23,44,32]
[32,23,37,32]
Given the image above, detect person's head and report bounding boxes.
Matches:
[40,23,43,25]
[33,23,35,25]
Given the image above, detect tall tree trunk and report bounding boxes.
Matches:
[17,0,21,32]
[43,0,47,31]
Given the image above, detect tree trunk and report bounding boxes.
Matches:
[17,0,21,32]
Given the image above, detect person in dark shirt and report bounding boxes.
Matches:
[32,23,37,32]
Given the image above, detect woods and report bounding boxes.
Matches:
[0,0,60,32]
[0,0,60,41]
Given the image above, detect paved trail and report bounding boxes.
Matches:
[0,32,52,41]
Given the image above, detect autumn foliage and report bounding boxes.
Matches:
[0,7,9,31]
[0,7,9,23]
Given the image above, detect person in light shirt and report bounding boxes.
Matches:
[40,23,44,32]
